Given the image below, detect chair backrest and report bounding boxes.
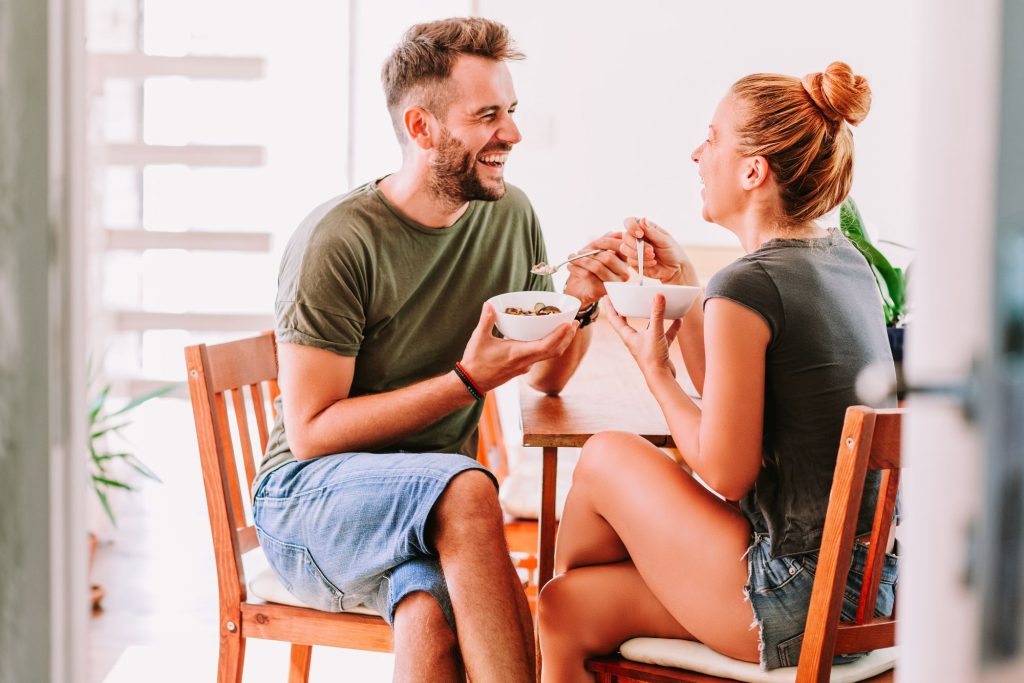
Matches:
[797,405,902,682]
[184,331,280,610]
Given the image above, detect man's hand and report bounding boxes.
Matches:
[563,232,633,306]
[619,217,700,286]
[459,302,579,392]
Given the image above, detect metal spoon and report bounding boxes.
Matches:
[637,237,645,285]
[530,249,605,275]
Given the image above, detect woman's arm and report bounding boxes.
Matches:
[608,294,769,501]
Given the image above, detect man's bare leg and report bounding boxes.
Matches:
[392,591,464,683]
[429,470,536,682]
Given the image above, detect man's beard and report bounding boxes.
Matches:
[428,126,508,206]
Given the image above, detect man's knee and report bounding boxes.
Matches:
[393,591,457,653]
[432,469,503,535]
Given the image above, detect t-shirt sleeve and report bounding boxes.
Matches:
[275,227,367,357]
[703,258,784,343]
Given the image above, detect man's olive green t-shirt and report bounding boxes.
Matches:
[252,179,553,495]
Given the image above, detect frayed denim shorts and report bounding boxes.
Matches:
[252,451,495,631]
[744,532,899,670]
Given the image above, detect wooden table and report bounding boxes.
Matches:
[519,318,690,590]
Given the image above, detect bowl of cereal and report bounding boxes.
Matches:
[487,291,581,341]
[603,281,701,319]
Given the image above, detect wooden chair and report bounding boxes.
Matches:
[586,406,902,683]
[185,332,392,683]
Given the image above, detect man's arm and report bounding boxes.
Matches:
[279,344,477,460]
[526,324,591,395]
[281,302,578,460]
[525,232,632,395]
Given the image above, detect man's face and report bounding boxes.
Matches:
[427,55,522,203]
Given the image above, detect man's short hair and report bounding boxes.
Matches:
[381,17,524,143]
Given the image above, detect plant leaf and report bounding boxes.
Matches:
[94,487,116,527]
[88,383,112,425]
[123,454,162,482]
[92,475,133,491]
[106,382,182,419]
[91,422,131,440]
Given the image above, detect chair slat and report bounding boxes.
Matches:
[268,378,281,419]
[230,388,258,491]
[249,383,271,454]
[856,468,900,624]
[215,391,248,527]
[797,407,878,682]
[834,619,896,653]
[868,410,901,470]
[237,525,259,554]
[205,335,278,394]
[240,603,392,652]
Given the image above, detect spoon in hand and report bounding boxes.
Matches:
[530,249,606,275]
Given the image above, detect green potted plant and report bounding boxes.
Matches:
[839,197,909,362]
[87,373,179,608]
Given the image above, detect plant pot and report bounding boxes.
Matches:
[88,531,105,611]
[887,327,906,402]
[887,327,905,364]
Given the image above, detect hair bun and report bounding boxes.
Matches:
[801,62,871,126]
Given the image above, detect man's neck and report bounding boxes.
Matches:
[378,168,469,228]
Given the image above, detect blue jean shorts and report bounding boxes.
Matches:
[744,533,899,670]
[252,451,496,631]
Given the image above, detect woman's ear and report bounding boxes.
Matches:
[742,155,771,190]
[404,107,434,150]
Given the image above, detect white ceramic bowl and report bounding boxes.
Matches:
[488,291,581,341]
[603,281,701,319]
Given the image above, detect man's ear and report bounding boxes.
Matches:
[741,155,771,191]
[404,107,434,150]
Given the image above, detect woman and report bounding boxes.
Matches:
[537,62,899,681]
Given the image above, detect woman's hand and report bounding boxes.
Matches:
[619,217,700,286]
[603,293,682,382]
[563,232,632,306]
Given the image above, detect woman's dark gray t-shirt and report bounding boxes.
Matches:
[704,229,895,558]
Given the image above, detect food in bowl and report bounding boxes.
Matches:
[487,291,581,341]
[505,303,562,316]
[603,281,701,319]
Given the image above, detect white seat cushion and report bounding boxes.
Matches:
[620,638,897,683]
[498,445,580,520]
[248,566,379,617]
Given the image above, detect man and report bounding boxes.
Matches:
[251,17,627,682]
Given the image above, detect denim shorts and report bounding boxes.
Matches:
[252,451,496,631]
[744,533,899,670]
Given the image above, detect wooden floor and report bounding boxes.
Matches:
[87,398,222,682]
[86,398,395,682]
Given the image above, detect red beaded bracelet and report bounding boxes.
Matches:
[454,361,484,401]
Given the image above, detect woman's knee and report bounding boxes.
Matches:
[537,573,579,637]
[575,431,647,485]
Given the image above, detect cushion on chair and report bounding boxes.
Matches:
[498,445,580,520]
[248,566,379,616]
[619,638,897,683]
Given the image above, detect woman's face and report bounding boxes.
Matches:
[691,94,747,226]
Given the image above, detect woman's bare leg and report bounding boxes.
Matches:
[539,561,694,683]
[545,431,760,678]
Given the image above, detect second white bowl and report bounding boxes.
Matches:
[604,281,701,319]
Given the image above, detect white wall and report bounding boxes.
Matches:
[348,1,916,267]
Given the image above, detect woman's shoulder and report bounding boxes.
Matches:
[706,255,774,298]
